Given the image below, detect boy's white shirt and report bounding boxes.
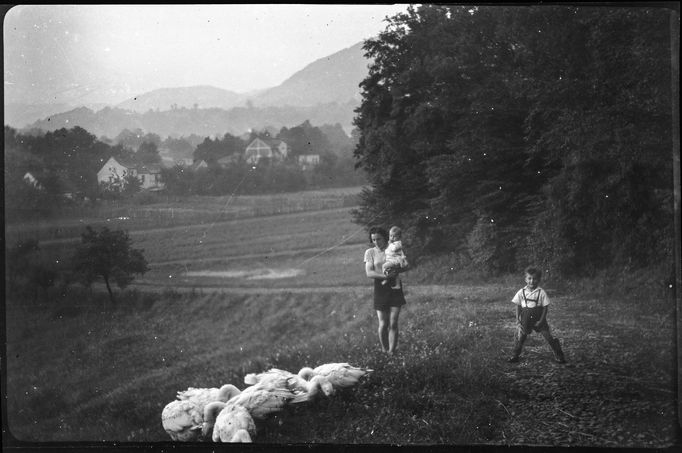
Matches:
[511,286,549,308]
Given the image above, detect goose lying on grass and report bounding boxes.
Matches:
[162,384,240,441]
[287,374,335,403]
[202,402,256,443]
[298,363,373,395]
[202,383,303,442]
[245,367,315,394]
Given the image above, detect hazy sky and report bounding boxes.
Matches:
[3,4,410,105]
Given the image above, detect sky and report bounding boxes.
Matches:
[3,4,410,106]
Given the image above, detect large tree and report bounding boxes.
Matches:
[353,5,674,277]
[72,226,149,303]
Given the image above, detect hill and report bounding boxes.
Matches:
[116,85,251,113]
[24,102,359,139]
[10,42,370,137]
[253,41,368,107]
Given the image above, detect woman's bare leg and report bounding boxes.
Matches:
[387,306,401,354]
[376,310,390,352]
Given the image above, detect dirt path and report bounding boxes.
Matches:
[490,297,678,447]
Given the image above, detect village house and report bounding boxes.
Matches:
[192,160,209,171]
[216,154,240,168]
[297,154,321,171]
[23,170,86,201]
[174,157,194,167]
[244,138,289,165]
[137,164,164,190]
[97,156,164,191]
[23,171,44,190]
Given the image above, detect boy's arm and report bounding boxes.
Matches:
[515,304,521,323]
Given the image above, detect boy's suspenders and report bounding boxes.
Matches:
[521,289,540,308]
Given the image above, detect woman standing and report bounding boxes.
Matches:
[364,226,409,355]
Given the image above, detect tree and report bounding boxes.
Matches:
[6,239,57,302]
[137,141,161,164]
[353,5,674,277]
[277,120,332,159]
[72,226,149,304]
[123,172,142,195]
[194,133,246,163]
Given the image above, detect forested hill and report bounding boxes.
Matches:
[352,5,675,281]
[25,101,359,139]
[13,42,370,136]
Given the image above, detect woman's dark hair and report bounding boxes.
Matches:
[368,226,388,244]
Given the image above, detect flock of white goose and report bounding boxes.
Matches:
[161,362,373,443]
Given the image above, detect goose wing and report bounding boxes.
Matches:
[229,387,295,419]
[177,384,240,406]
[244,368,295,386]
[177,387,220,406]
[313,363,372,389]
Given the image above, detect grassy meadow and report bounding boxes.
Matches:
[3,186,679,448]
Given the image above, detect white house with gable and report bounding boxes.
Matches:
[97,156,164,191]
[244,138,289,165]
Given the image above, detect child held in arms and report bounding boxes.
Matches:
[382,226,409,289]
[508,266,566,364]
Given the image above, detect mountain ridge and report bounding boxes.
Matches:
[6,41,371,137]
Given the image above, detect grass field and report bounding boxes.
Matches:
[3,186,679,448]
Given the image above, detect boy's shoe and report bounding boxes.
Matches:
[507,356,520,363]
[554,356,567,364]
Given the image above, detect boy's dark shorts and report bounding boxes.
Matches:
[518,306,549,335]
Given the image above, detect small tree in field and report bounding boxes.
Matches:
[72,226,149,304]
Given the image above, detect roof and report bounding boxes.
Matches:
[138,164,162,174]
[111,156,139,169]
[246,138,287,150]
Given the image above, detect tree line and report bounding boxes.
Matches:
[6,227,148,305]
[4,119,366,216]
[162,121,364,195]
[352,5,675,279]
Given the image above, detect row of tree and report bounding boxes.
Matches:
[7,227,148,304]
[160,156,364,196]
[4,119,367,214]
[4,125,137,212]
[352,5,675,278]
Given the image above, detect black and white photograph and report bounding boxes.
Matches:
[3,3,680,450]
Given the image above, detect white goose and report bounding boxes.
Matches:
[244,368,296,386]
[244,367,314,394]
[298,363,372,395]
[226,383,300,419]
[202,380,303,441]
[243,368,299,392]
[203,402,256,443]
[287,374,335,403]
[162,384,240,441]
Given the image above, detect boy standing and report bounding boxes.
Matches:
[508,266,566,364]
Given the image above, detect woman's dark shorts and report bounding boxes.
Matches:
[373,279,406,311]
